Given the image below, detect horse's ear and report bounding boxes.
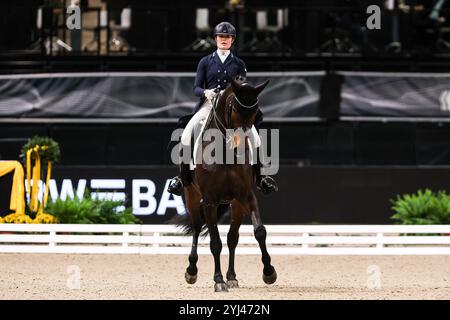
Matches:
[231,77,240,93]
[254,79,270,96]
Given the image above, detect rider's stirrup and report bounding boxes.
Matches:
[167,163,192,196]
[257,175,279,195]
[254,154,278,195]
[167,176,184,196]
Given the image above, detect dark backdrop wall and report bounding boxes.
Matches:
[2,121,450,166]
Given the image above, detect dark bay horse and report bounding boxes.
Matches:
[176,78,277,292]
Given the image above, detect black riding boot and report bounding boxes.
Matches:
[167,163,192,196]
[254,159,278,195]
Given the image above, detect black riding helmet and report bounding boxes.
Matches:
[213,22,236,38]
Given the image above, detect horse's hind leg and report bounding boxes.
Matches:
[226,201,244,288]
[249,192,277,285]
[184,185,202,284]
[204,202,228,292]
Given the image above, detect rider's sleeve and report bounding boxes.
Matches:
[193,57,207,98]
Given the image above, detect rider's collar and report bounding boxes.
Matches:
[216,49,231,63]
[213,51,233,57]
[216,49,230,57]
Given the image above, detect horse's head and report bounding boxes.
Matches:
[229,77,269,131]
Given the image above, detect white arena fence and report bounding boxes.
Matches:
[1,224,450,255]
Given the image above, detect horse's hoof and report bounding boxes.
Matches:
[226,279,239,288]
[185,271,197,284]
[263,269,277,285]
[214,282,228,292]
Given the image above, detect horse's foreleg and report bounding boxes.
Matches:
[226,202,243,288]
[185,224,201,284]
[204,202,227,292]
[249,192,277,285]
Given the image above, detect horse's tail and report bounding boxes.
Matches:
[169,202,230,237]
[168,208,207,237]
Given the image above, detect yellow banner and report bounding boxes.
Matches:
[0,161,25,215]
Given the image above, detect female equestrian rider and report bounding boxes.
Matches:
[167,21,278,196]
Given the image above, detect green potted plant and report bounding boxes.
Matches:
[45,190,140,224]
[391,189,450,235]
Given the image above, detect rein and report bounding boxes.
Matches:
[208,91,232,144]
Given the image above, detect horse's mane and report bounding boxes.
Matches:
[216,84,234,111]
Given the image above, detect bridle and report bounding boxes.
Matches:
[209,91,258,145]
[233,94,259,109]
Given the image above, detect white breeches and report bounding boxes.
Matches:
[181,100,261,148]
[181,100,213,146]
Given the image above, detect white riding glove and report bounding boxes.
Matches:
[204,89,217,101]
